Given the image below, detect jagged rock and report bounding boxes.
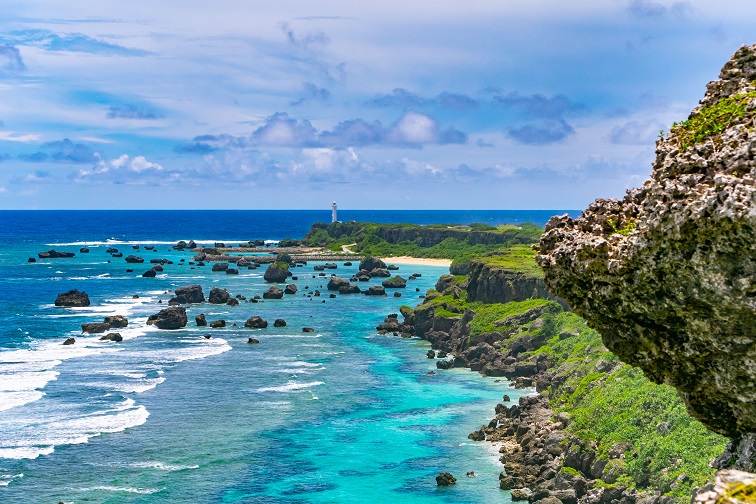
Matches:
[536,45,756,437]
[435,472,457,486]
[693,469,756,504]
[104,316,128,328]
[226,298,239,306]
[510,488,533,501]
[387,264,399,271]
[99,333,123,342]
[284,284,298,295]
[355,270,371,282]
[369,268,391,278]
[263,286,283,299]
[264,262,289,282]
[147,307,187,329]
[212,262,229,272]
[125,255,144,263]
[327,276,349,291]
[274,319,286,327]
[245,316,268,329]
[195,313,207,326]
[226,268,239,275]
[208,287,230,304]
[38,249,75,258]
[248,337,260,344]
[174,285,205,304]
[63,337,75,345]
[381,276,406,288]
[81,322,109,333]
[338,284,361,294]
[365,285,386,296]
[142,268,157,277]
[427,350,436,359]
[210,319,226,328]
[55,289,90,307]
[187,240,197,249]
[152,264,164,272]
[359,256,386,271]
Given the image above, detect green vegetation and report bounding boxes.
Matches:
[670,91,756,151]
[608,218,636,237]
[301,221,544,259]
[478,244,543,277]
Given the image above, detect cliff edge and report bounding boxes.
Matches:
[536,44,755,454]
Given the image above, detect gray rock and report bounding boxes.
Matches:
[263,286,283,299]
[55,289,90,307]
[208,287,230,304]
[147,307,187,330]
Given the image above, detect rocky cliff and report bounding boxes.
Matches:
[536,44,755,458]
[466,256,558,305]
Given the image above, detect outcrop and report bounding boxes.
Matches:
[104,315,128,328]
[173,285,205,304]
[359,256,386,271]
[147,307,188,329]
[208,287,230,304]
[245,316,268,329]
[55,289,90,307]
[263,286,283,299]
[264,262,289,282]
[536,44,756,441]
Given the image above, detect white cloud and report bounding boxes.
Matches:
[0,185,7,193]
[0,131,42,142]
[389,112,438,144]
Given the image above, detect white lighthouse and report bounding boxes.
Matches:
[332,201,338,223]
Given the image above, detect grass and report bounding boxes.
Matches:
[477,244,543,277]
[670,91,756,151]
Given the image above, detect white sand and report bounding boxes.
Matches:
[380,256,452,267]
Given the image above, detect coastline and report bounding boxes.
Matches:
[380,256,452,267]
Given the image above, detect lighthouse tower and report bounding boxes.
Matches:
[332,201,338,223]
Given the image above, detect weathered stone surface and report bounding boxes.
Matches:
[174,285,205,304]
[208,287,230,304]
[99,333,123,342]
[195,313,207,326]
[63,337,75,345]
[381,275,406,288]
[263,286,283,299]
[284,284,297,295]
[274,319,286,327]
[245,316,268,329]
[209,319,226,328]
[55,289,90,307]
[365,285,386,296]
[82,322,109,333]
[327,276,349,291]
[104,315,128,328]
[125,255,144,263]
[536,45,756,438]
[264,262,289,283]
[692,469,756,504]
[435,472,457,486]
[147,307,187,330]
[359,256,386,271]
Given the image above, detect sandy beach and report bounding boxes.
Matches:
[380,256,452,267]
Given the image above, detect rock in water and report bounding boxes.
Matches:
[245,316,268,329]
[55,289,90,307]
[99,333,123,342]
[195,313,207,326]
[174,285,205,304]
[359,256,386,271]
[147,307,188,330]
[381,275,406,288]
[104,315,128,328]
[81,322,110,334]
[264,262,289,283]
[62,337,75,345]
[262,286,283,299]
[536,45,756,438]
[436,472,457,486]
[208,287,230,304]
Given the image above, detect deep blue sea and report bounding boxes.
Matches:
[0,210,577,503]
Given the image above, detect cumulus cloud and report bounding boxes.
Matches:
[107,103,164,120]
[11,170,53,184]
[0,44,25,73]
[609,120,664,145]
[0,131,41,142]
[179,111,467,151]
[19,138,98,164]
[626,0,691,19]
[494,92,583,145]
[494,92,584,119]
[366,88,479,110]
[74,153,164,183]
[3,29,150,56]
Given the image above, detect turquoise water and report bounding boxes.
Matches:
[0,211,543,503]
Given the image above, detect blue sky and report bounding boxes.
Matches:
[0,1,753,209]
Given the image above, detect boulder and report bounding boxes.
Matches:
[62,337,75,345]
[245,316,268,329]
[99,333,123,342]
[125,255,144,263]
[263,286,284,299]
[210,319,226,328]
[152,264,164,272]
[327,277,350,291]
[104,316,128,328]
[356,270,371,282]
[142,268,157,278]
[365,285,386,296]
[369,268,391,278]
[212,262,229,272]
[302,327,315,333]
[338,284,361,294]
[274,319,287,327]
[27,257,36,263]
[55,289,90,307]
[264,262,289,282]
[147,307,188,330]
[226,298,239,306]
[81,322,110,333]
[359,256,386,271]
[226,268,239,275]
[382,276,406,288]
[387,264,399,270]
[284,284,298,295]
[436,472,457,486]
[38,249,75,258]
[195,313,207,326]
[248,337,260,344]
[79,247,89,253]
[187,240,197,249]
[174,285,205,304]
[208,287,230,304]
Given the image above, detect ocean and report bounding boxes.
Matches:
[0,210,577,503]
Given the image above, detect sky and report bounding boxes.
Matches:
[0,1,753,210]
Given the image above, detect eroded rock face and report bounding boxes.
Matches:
[536,45,756,437]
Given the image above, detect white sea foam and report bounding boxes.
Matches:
[76,485,162,494]
[129,461,199,471]
[0,398,149,460]
[0,473,23,487]
[257,381,324,393]
[46,238,251,247]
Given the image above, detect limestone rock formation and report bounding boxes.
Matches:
[147,307,188,330]
[536,45,756,438]
[264,262,289,283]
[55,289,90,307]
[174,285,205,304]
